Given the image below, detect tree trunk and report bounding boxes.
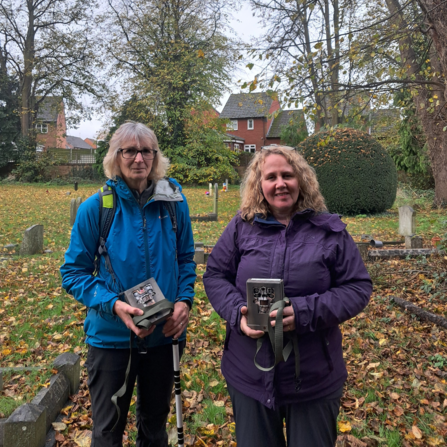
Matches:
[416,0,447,205]
[385,0,447,205]
[20,2,35,137]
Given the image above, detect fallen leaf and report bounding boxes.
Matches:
[338,420,352,433]
[412,425,422,439]
[214,400,225,407]
[52,422,67,431]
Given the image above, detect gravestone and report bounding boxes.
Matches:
[32,373,70,433]
[53,353,80,395]
[194,242,204,249]
[399,206,416,236]
[194,247,205,265]
[19,225,43,256]
[209,183,213,196]
[3,403,46,447]
[405,235,423,249]
[213,183,219,216]
[70,197,83,226]
[226,178,229,189]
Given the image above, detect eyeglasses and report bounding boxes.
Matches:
[261,145,296,151]
[119,147,158,160]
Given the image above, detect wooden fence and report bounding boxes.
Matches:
[47,148,96,164]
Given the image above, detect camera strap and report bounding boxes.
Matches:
[110,299,174,432]
[253,298,301,390]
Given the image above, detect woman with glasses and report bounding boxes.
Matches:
[61,121,196,447]
[203,145,372,447]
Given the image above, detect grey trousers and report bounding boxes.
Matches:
[227,382,342,447]
[86,341,185,447]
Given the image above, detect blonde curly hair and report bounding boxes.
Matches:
[103,121,170,182]
[240,146,327,222]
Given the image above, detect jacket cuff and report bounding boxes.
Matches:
[230,302,245,336]
[104,296,120,315]
[176,298,192,310]
[291,294,317,334]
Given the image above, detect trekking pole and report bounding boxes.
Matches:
[172,338,184,447]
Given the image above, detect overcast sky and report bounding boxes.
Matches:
[67,1,264,140]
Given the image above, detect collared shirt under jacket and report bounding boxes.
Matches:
[203,210,372,409]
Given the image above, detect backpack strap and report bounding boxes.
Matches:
[163,201,178,233]
[93,184,117,278]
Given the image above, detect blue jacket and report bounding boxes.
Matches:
[203,211,372,408]
[61,177,196,349]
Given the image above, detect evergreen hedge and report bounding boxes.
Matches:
[297,128,397,215]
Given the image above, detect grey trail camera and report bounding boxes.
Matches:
[246,279,284,331]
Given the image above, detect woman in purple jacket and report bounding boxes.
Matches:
[203,146,372,447]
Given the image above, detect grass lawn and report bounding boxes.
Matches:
[0,182,446,446]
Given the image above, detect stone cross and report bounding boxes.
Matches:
[19,225,43,256]
[213,183,219,215]
[70,197,83,226]
[398,206,416,236]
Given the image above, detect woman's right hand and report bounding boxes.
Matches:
[240,306,264,339]
[113,300,155,338]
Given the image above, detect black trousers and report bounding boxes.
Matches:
[227,382,342,447]
[86,341,185,447]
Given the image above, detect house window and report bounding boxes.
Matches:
[36,123,48,134]
[226,120,238,131]
[244,144,256,153]
[234,143,240,151]
[247,119,254,130]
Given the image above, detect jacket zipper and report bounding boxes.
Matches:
[142,211,151,279]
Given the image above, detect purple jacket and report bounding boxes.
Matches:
[203,210,371,409]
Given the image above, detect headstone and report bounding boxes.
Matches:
[213,183,219,216]
[0,418,6,447]
[19,225,43,256]
[74,182,78,191]
[398,206,416,236]
[194,242,204,249]
[70,197,83,226]
[405,235,423,249]
[32,374,70,433]
[226,178,229,189]
[53,353,80,395]
[3,404,46,447]
[4,243,18,251]
[356,243,369,263]
[194,247,205,265]
[209,183,213,196]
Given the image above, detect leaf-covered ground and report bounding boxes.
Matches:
[0,183,446,447]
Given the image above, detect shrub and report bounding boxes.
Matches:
[297,128,397,215]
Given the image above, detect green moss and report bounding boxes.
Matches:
[298,128,397,215]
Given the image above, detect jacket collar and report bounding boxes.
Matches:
[107,177,184,203]
[253,209,315,226]
[253,209,346,232]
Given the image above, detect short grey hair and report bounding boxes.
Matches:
[103,121,170,181]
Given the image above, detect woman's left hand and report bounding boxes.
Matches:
[163,301,190,339]
[270,305,296,332]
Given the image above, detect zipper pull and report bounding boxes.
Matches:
[143,217,147,230]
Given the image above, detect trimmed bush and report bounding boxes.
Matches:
[298,128,397,215]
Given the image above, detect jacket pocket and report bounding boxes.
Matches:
[321,329,334,372]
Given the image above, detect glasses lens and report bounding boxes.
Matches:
[141,149,156,159]
[122,149,137,158]
[121,148,157,159]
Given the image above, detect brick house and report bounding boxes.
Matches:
[35,97,67,150]
[265,109,307,145]
[220,92,280,153]
[220,93,306,152]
